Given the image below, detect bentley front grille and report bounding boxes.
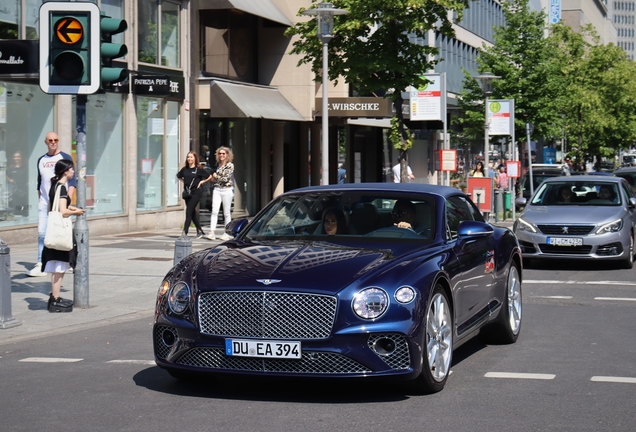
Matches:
[198,291,337,339]
[175,347,371,374]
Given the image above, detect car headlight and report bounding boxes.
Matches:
[168,282,191,314]
[595,219,623,235]
[158,280,170,297]
[395,286,416,304]
[352,287,389,319]
[516,217,537,233]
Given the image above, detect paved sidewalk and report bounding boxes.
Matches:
[0,227,224,346]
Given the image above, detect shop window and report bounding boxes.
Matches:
[137,97,181,211]
[0,0,19,39]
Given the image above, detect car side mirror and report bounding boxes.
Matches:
[225,217,249,237]
[629,197,636,208]
[515,197,527,207]
[457,220,494,239]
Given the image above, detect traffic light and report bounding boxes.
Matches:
[39,2,100,94]
[100,14,128,89]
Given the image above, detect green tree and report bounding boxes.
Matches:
[456,0,556,166]
[286,0,470,182]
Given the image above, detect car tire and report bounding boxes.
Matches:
[482,262,522,344]
[408,285,453,394]
[620,232,634,270]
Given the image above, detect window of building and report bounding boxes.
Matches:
[138,0,181,68]
[0,81,55,226]
[200,10,257,82]
[72,93,126,216]
[136,97,181,211]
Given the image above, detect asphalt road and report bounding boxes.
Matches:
[1,259,635,432]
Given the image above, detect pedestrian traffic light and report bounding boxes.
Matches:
[100,14,128,89]
[39,2,100,94]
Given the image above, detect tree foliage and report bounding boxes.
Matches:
[286,0,470,182]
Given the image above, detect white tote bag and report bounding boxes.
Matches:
[44,184,74,251]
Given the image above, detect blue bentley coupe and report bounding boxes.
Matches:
[154,183,522,393]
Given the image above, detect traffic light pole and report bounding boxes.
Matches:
[74,95,89,308]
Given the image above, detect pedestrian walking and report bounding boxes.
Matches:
[337,163,347,184]
[177,151,212,238]
[42,159,85,312]
[204,146,235,241]
[470,161,485,177]
[392,156,415,183]
[26,132,76,277]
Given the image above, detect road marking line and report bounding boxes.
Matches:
[591,376,636,384]
[107,360,156,365]
[525,280,636,287]
[485,372,555,380]
[19,357,83,363]
[594,297,636,302]
[532,295,573,299]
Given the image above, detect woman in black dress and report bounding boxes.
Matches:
[177,151,212,238]
[42,159,86,312]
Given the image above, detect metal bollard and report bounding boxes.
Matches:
[174,234,192,266]
[0,240,21,329]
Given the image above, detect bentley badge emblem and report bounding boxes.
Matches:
[256,279,281,286]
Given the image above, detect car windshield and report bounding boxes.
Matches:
[245,191,437,241]
[530,181,621,206]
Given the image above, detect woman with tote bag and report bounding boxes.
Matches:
[41,159,85,312]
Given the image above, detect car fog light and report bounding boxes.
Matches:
[158,280,170,296]
[352,287,389,319]
[168,282,191,314]
[395,286,416,304]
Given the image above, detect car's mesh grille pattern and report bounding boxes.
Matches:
[538,244,593,254]
[198,291,337,339]
[537,225,595,235]
[154,326,178,359]
[367,334,410,370]
[175,347,371,374]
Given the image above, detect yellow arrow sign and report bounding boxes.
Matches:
[55,18,84,44]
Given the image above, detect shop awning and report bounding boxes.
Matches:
[209,80,305,122]
[347,118,392,128]
[199,0,293,26]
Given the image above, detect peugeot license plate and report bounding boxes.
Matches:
[547,237,583,246]
[225,339,301,359]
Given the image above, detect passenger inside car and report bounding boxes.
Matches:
[558,186,574,203]
[322,208,347,235]
[598,185,616,203]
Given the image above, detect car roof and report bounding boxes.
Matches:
[287,182,464,198]
[614,166,636,174]
[542,175,624,183]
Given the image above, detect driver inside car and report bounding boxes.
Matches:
[392,200,416,230]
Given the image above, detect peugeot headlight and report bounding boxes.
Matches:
[595,219,623,235]
[516,217,537,233]
[168,282,191,314]
[352,287,389,319]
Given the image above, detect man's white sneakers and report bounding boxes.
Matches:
[26,263,47,277]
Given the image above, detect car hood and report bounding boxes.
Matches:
[520,205,624,225]
[194,240,426,294]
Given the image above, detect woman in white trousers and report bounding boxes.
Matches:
[204,146,234,241]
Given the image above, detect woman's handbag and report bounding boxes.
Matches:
[182,169,196,200]
[44,184,73,251]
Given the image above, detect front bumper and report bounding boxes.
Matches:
[514,228,628,260]
[153,321,421,379]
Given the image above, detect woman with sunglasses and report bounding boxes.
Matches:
[204,146,235,241]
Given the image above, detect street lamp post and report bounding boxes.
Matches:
[302,2,348,186]
[474,72,501,177]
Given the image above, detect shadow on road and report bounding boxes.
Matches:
[523,258,626,271]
